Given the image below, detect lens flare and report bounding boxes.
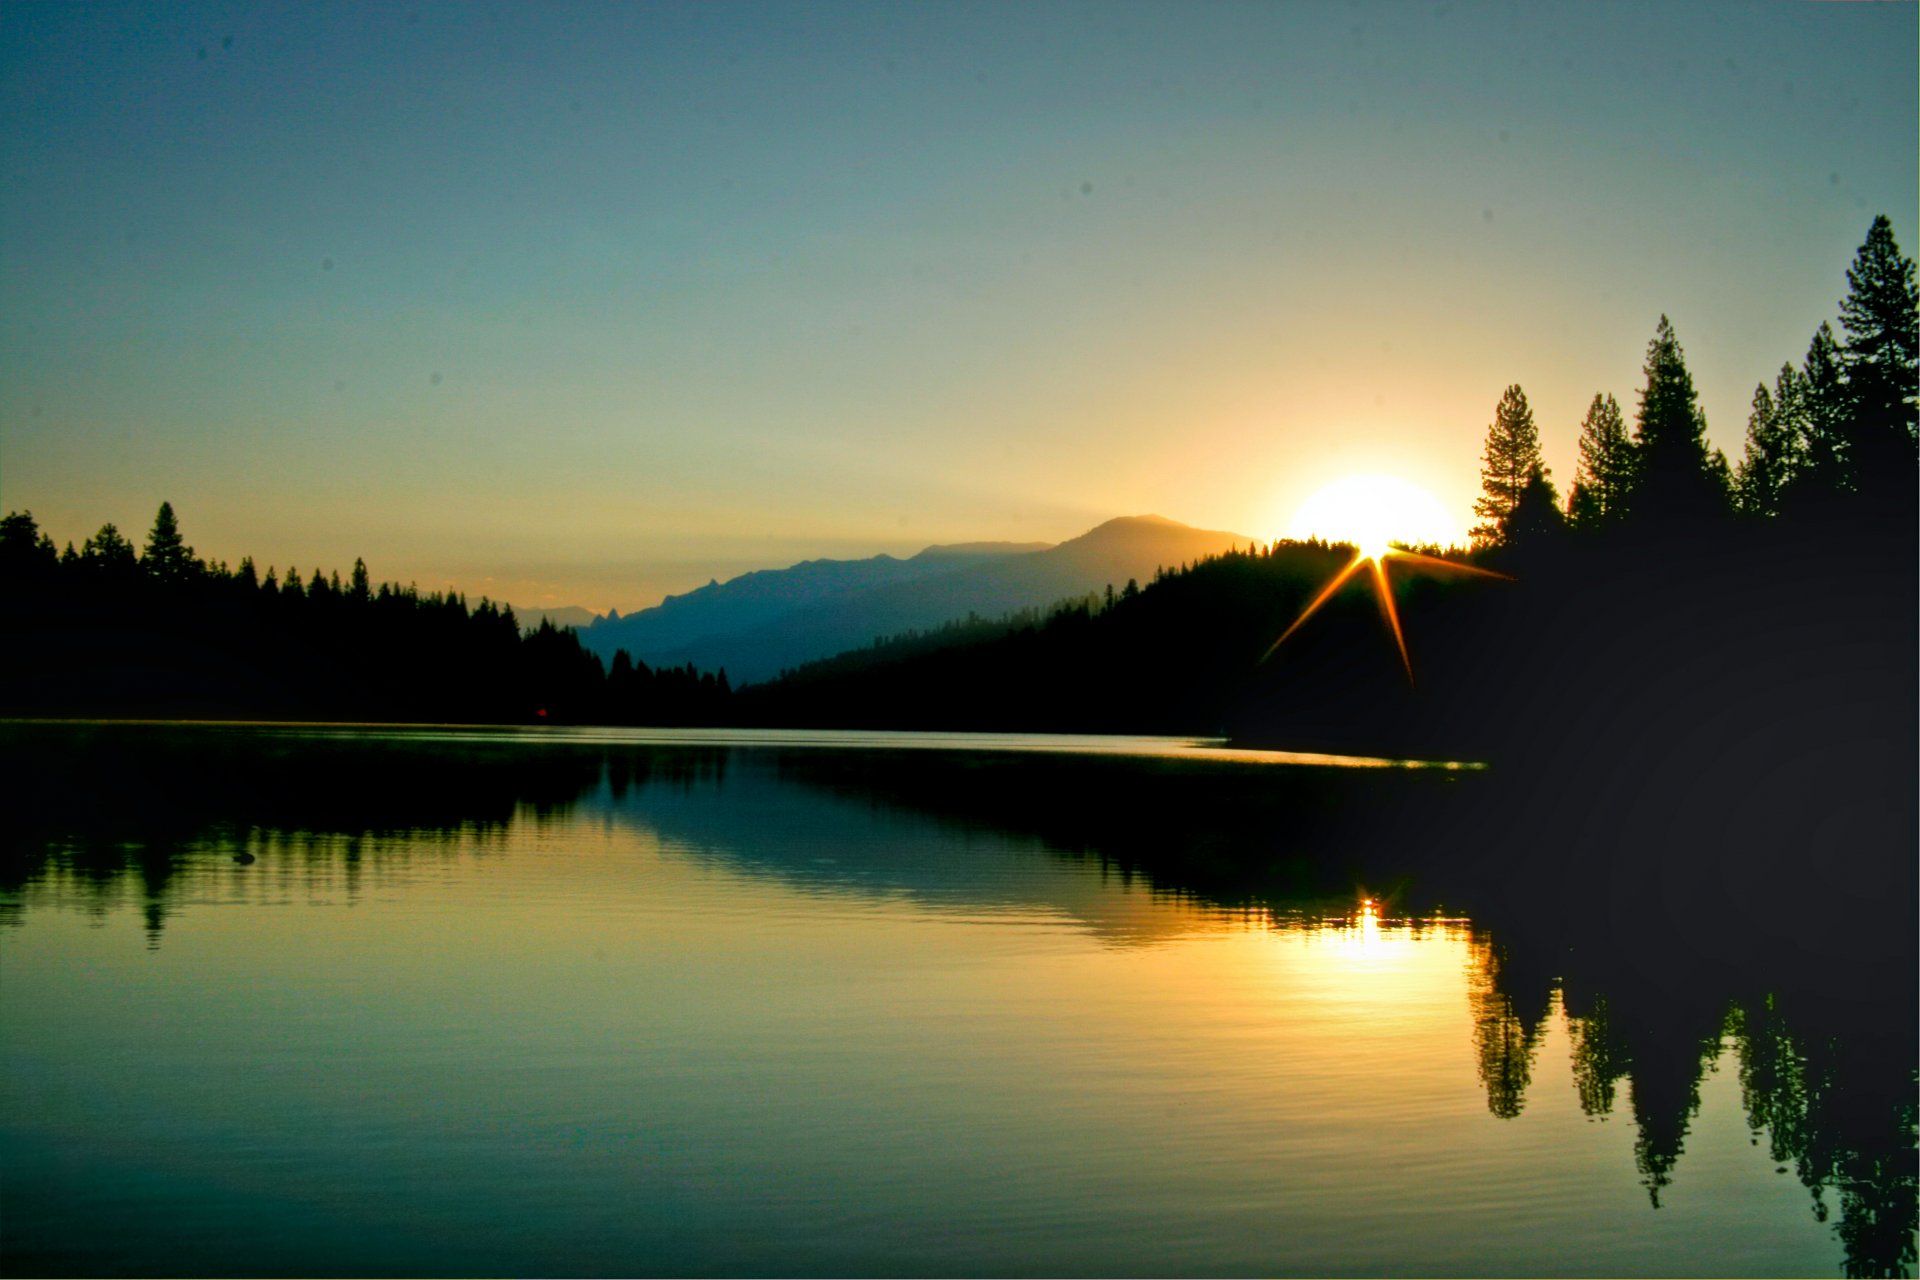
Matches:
[1261,545,1510,685]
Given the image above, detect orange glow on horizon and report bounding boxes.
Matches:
[1285,474,1464,554]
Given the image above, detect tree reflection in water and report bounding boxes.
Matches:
[3,725,1913,1277]
[1462,881,1915,1278]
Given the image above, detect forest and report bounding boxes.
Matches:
[0,510,733,726]
[3,216,1913,1277]
[2,216,1914,767]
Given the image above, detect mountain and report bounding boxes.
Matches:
[584,516,1250,684]
[582,540,1050,668]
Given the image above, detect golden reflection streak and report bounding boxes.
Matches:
[1356,897,1381,943]
[1261,546,1514,684]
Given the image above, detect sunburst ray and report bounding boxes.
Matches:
[1370,553,1414,684]
[1258,552,1372,663]
[1262,545,1513,684]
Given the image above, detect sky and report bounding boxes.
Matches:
[2,1,1914,612]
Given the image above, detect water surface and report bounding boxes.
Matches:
[1,724,1910,1276]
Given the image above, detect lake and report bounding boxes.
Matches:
[1,723,1912,1277]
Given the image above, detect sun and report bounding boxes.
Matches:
[1263,474,1505,685]
[1285,473,1462,556]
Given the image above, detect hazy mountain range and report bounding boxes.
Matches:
[573,515,1251,684]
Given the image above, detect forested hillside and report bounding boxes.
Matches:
[3,217,1912,778]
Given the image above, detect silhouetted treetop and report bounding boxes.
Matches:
[1472,384,1546,546]
[1626,316,1727,526]
[81,521,139,574]
[1733,380,1795,519]
[1788,321,1851,510]
[1836,215,1918,505]
[141,501,196,585]
[1839,216,1918,425]
[0,510,58,574]
[1570,392,1632,530]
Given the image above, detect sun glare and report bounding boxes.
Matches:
[1263,474,1508,685]
[1285,474,1461,555]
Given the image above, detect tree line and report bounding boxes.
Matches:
[2,215,1911,744]
[0,504,732,724]
[1467,213,1914,550]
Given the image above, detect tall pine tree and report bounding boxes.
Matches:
[1625,316,1724,526]
[1472,384,1546,546]
[1733,382,1793,518]
[1836,214,1918,506]
[1569,393,1632,529]
[141,501,197,584]
[1788,322,1849,509]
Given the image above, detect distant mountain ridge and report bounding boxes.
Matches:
[581,516,1251,684]
[589,540,1046,655]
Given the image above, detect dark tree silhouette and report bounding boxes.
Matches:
[1835,215,1919,511]
[1568,392,1632,529]
[1502,463,1565,555]
[1733,377,1796,517]
[1625,316,1727,527]
[141,501,196,585]
[1788,321,1852,511]
[81,521,138,574]
[1471,384,1546,546]
[0,510,58,576]
[0,502,737,725]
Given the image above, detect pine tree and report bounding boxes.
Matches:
[1571,393,1632,528]
[1706,446,1733,508]
[1835,214,1918,498]
[1733,382,1793,518]
[1625,316,1723,525]
[1791,322,1849,505]
[82,522,139,574]
[1768,362,1808,474]
[1472,384,1546,545]
[0,511,59,581]
[142,501,197,584]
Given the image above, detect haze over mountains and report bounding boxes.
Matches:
[579,516,1251,684]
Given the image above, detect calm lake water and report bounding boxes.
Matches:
[1,723,1912,1277]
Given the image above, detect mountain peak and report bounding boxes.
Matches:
[1065,514,1248,550]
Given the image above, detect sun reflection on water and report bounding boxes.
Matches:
[1306,897,1475,971]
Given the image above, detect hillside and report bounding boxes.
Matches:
[626,516,1253,684]
[580,540,1048,670]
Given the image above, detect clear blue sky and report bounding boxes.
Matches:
[3,1,1913,610]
